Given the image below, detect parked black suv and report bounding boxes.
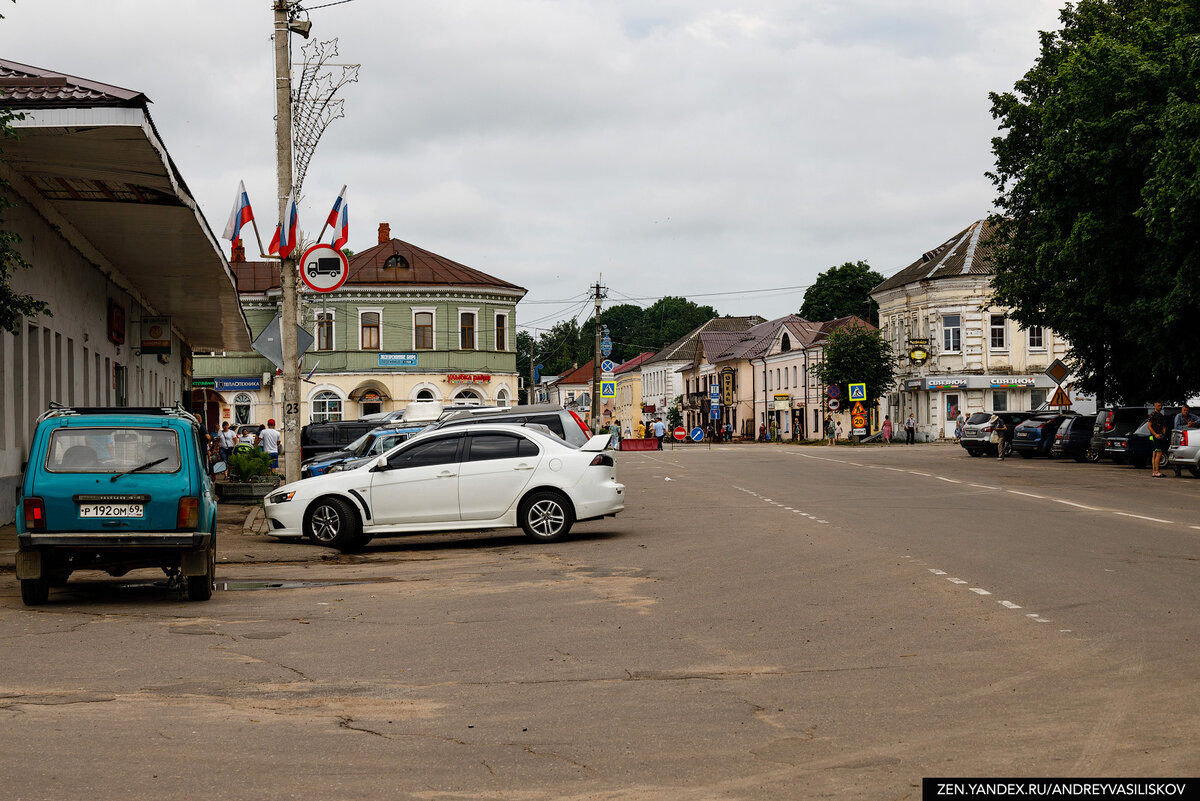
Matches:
[1090,406,1151,463]
[959,411,1035,457]
[300,419,382,462]
[1050,414,1097,461]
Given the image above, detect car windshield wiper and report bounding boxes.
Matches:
[110,456,168,482]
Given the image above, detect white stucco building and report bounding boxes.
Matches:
[870,219,1081,441]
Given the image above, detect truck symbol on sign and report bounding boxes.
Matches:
[307,257,343,278]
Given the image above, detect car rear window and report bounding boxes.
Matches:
[967,413,991,425]
[46,427,181,473]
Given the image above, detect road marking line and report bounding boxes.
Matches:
[936,476,962,484]
[1114,511,1173,524]
[1051,498,1100,510]
[909,471,932,477]
[969,587,992,595]
[929,569,946,575]
[884,467,906,472]
[1192,526,1200,531]
[969,484,999,490]
[847,462,862,466]
[947,578,968,584]
[1007,490,1044,499]
[999,601,1022,609]
[1026,614,1050,623]
[816,520,829,524]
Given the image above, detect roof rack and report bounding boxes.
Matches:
[36,401,202,427]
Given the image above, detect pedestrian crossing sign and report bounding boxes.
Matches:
[601,381,615,398]
[849,383,866,401]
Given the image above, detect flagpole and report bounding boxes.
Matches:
[248,217,269,258]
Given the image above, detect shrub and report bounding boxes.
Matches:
[227,449,275,482]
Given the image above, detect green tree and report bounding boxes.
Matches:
[809,323,894,431]
[799,261,883,326]
[988,0,1200,404]
[0,105,50,334]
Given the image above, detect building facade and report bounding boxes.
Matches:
[870,219,1076,441]
[0,60,250,523]
[193,225,525,428]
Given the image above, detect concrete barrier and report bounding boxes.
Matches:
[620,438,659,451]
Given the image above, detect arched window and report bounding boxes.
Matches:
[416,388,435,401]
[234,393,253,425]
[496,388,510,407]
[453,388,482,406]
[781,333,791,352]
[311,391,343,422]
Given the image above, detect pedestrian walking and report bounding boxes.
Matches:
[904,413,916,445]
[216,420,237,463]
[724,421,733,443]
[256,418,282,468]
[954,412,965,442]
[824,416,836,446]
[836,419,844,442]
[653,418,665,450]
[990,414,1008,461]
[881,415,893,445]
[636,420,646,439]
[1148,401,1168,477]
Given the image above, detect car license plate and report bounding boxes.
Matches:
[79,503,143,518]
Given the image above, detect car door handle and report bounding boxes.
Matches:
[513,464,534,471]
[437,471,457,478]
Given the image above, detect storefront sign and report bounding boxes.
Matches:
[907,338,930,365]
[447,374,491,384]
[215,377,262,391]
[379,352,419,367]
[990,377,1036,388]
[905,379,922,389]
[360,390,382,402]
[773,393,790,411]
[140,315,171,355]
[926,378,967,390]
[191,378,215,389]
[720,368,736,407]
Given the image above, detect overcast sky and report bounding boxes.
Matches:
[2,0,1063,329]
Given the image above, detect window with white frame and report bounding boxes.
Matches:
[414,310,434,350]
[359,309,381,350]
[311,390,343,422]
[989,314,1007,350]
[495,312,508,351]
[942,314,961,352]
[316,311,334,351]
[459,310,477,350]
[1027,325,1044,349]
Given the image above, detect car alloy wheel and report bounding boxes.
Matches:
[305,497,363,552]
[520,491,575,543]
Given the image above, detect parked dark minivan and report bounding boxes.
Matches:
[1090,406,1151,463]
[1012,413,1076,458]
[959,411,1035,457]
[1050,414,1097,461]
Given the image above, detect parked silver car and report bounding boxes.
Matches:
[1167,426,1200,477]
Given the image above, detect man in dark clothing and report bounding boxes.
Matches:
[1149,401,1168,477]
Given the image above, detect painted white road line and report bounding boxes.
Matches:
[1051,498,1100,511]
[947,578,968,585]
[1007,490,1045,499]
[1115,511,1174,524]
[909,471,932,477]
[1026,613,1051,623]
[936,476,962,484]
[969,587,992,595]
[929,569,947,575]
[999,601,1023,609]
[969,484,999,490]
[884,467,906,472]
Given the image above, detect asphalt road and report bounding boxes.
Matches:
[0,443,1196,800]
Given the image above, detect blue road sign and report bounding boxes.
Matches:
[601,381,615,398]
[849,382,867,401]
[709,408,720,420]
[600,337,613,357]
[690,426,705,441]
[827,384,841,399]
[601,359,616,373]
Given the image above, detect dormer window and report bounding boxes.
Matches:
[781,333,791,352]
[384,254,409,270]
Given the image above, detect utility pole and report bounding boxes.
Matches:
[274,1,301,482]
[529,339,536,405]
[591,279,604,432]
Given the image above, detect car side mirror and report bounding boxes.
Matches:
[372,455,388,471]
[212,461,227,475]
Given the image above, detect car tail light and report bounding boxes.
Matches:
[568,410,592,439]
[176,497,200,529]
[1055,432,1064,441]
[589,453,614,467]
[1182,430,1190,447]
[1102,411,1114,432]
[23,497,46,530]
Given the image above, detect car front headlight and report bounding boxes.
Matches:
[269,491,296,504]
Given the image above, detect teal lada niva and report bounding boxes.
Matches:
[16,405,224,606]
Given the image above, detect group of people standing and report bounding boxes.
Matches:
[208,419,281,468]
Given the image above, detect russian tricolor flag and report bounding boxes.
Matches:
[327,186,349,251]
[221,180,254,242]
[268,189,299,260]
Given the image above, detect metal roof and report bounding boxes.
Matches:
[0,59,250,352]
[872,219,1002,295]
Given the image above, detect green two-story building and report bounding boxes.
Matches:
[192,224,525,429]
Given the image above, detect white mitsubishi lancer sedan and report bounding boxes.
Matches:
[263,423,624,551]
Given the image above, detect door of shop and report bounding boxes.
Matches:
[944,393,961,439]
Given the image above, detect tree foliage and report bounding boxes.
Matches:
[520,296,719,384]
[988,0,1200,404]
[809,323,895,413]
[0,106,50,334]
[798,261,884,326]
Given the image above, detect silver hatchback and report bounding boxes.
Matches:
[1167,427,1200,477]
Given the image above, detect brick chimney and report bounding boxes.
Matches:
[231,238,245,263]
[378,223,390,245]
